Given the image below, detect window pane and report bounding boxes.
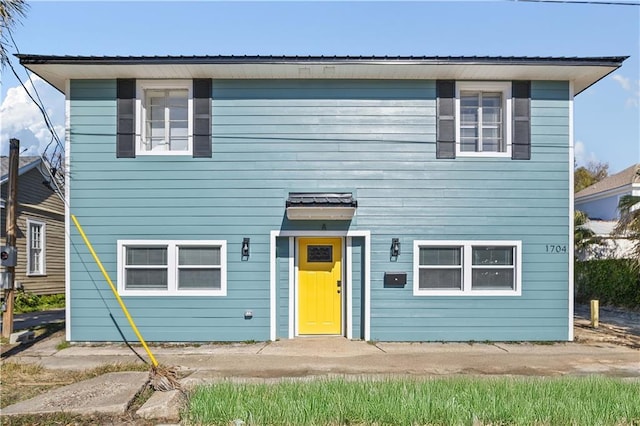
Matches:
[170,122,188,138]
[126,269,168,290]
[420,247,461,266]
[179,247,221,265]
[482,127,501,139]
[126,247,167,266]
[168,90,188,104]
[147,138,166,151]
[461,93,479,107]
[29,250,42,274]
[482,93,501,108]
[473,246,514,265]
[170,138,189,151]
[150,123,165,138]
[144,88,189,153]
[472,269,514,290]
[178,269,221,289]
[171,106,188,121]
[482,107,501,124]
[460,127,478,139]
[460,107,478,125]
[482,139,501,152]
[419,269,462,290]
[460,140,477,152]
[150,104,164,121]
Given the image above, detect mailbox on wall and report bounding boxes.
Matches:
[384,272,407,286]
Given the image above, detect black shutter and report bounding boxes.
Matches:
[512,81,531,160]
[193,79,212,158]
[436,80,456,159]
[116,79,136,158]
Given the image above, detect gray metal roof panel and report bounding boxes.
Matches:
[287,192,357,207]
[16,54,629,67]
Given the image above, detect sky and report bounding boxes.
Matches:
[1,0,639,174]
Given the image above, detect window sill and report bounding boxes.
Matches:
[26,273,47,277]
[135,151,194,157]
[119,290,227,297]
[456,151,512,158]
[413,289,521,297]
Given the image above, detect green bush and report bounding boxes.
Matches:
[13,291,65,314]
[575,259,640,309]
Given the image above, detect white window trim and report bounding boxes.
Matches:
[135,80,193,156]
[26,219,46,276]
[455,81,512,158]
[117,240,227,296]
[413,240,522,296]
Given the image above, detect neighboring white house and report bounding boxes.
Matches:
[575,163,639,221]
[575,163,639,260]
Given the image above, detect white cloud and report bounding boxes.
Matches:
[612,75,631,91]
[0,74,65,157]
[611,74,639,108]
[574,140,598,167]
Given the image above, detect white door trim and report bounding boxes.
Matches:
[269,230,371,341]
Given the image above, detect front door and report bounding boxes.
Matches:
[298,238,342,335]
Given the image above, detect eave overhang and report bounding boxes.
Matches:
[286,192,357,221]
[17,55,627,95]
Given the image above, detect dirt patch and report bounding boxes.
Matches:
[574,304,640,349]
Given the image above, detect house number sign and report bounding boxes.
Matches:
[546,245,568,254]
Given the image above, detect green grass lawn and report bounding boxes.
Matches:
[186,376,640,425]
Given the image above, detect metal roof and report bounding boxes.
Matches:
[17,54,627,95]
[287,192,357,208]
[16,54,628,65]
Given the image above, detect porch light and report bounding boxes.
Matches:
[391,238,401,257]
[242,238,250,258]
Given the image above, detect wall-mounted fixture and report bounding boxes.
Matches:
[242,238,250,258]
[384,272,407,286]
[391,238,401,257]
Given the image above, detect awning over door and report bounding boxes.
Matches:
[286,192,357,220]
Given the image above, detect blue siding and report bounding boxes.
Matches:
[69,79,570,342]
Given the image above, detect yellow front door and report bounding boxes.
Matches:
[298,238,342,335]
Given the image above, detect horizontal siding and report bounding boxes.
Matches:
[1,167,65,295]
[69,78,570,342]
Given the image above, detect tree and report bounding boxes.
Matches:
[614,191,640,269]
[0,0,28,67]
[575,161,609,193]
[574,210,600,258]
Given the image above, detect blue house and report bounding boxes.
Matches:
[19,55,625,342]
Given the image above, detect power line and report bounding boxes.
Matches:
[5,28,65,198]
[7,29,64,154]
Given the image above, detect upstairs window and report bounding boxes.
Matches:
[456,82,511,157]
[117,78,212,158]
[136,80,193,156]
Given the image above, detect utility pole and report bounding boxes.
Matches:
[2,138,19,338]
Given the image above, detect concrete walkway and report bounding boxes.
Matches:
[1,334,639,421]
[0,308,65,331]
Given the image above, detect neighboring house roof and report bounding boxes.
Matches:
[1,156,64,204]
[575,163,640,200]
[17,54,626,96]
[0,156,43,184]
